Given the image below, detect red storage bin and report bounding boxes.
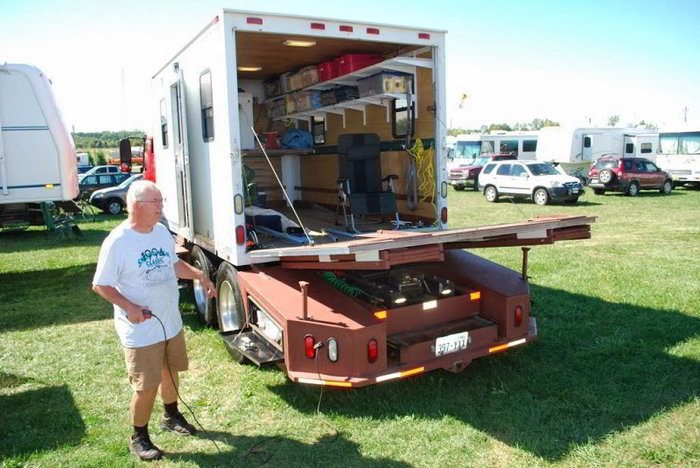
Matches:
[318,60,339,81]
[336,54,383,76]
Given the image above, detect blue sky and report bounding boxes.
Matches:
[2,0,698,131]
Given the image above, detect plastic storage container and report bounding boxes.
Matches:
[265,97,287,118]
[358,72,412,97]
[280,72,294,94]
[284,94,296,114]
[321,86,359,106]
[289,72,304,92]
[293,91,322,112]
[299,66,319,88]
[336,54,382,75]
[318,60,339,81]
[264,78,282,98]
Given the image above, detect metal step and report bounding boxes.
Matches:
[221,331,284,366]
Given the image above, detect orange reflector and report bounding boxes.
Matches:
[45,184,54,189]
[297,377,352,387]
[489,338,527,354]
[374,310,387,319]
[470,291,481,301]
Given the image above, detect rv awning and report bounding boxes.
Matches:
[248,215,596,270]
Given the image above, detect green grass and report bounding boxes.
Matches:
[1,187,699,467]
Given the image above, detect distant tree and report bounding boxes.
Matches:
[637,120,658,130]
[607,115,620,127]
[95,150,107,165]
[88,151,96,166]
[486,123,512,132]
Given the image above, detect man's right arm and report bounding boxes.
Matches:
[92,285,150,324]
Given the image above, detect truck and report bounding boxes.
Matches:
[535,126,659,180]
[0,63,79,228]
[145,10,595,388]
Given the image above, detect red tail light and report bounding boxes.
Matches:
[367,339,378,363]
[305,335,316,359]
[441,207,448,223]
[235,225,245,245]
[514,305,523,327]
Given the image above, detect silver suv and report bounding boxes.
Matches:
[478,160,584,205]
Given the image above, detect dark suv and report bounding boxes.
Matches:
[588,157,673,196]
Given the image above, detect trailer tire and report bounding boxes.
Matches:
[190,245,217,327]
[216,262,246,333]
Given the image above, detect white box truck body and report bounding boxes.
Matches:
[148,10,594,387]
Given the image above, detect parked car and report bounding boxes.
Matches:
[89,173,143,214]
[77,172,131,200]
[478,160,584,205]
[77,164,123,182]
[588,157,673,196]
[77,165,94,175]
[449,154,516,191]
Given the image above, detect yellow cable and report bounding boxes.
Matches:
[407,138,438,223]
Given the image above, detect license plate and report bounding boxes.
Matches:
[590,179,598,184]
[572,188,579,194]
[434,331,469,356]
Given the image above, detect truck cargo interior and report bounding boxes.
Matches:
[233,30,438,250]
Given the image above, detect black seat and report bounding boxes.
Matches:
[335,133,399,231]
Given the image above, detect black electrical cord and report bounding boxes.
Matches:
[146,311,223,455]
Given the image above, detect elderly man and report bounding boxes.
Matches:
[93,180,216,461]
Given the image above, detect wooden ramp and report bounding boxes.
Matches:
[248,215,595,270]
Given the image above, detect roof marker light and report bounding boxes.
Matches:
[246,17,263,25]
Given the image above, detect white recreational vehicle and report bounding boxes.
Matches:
[656,128,700,188]
[148,9,594,387]
[0,63,78,226]
[535,127,659,176]
[480,131,538,160]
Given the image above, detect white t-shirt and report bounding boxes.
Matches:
[93,221,182,348]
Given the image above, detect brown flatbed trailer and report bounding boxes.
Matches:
[213,214,593,388]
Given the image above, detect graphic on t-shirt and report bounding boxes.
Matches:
[137,247,172,284]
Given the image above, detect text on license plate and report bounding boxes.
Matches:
[435,331,469,356]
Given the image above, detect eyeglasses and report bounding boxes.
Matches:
[137,198,166,205]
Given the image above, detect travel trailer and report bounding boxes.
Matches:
[148,10,594,387]
[656,128,700,188]
[0,63,78,227]
[480,131,538,160]
[536,127,659,176]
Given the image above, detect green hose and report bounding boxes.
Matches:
[321,272,366,298]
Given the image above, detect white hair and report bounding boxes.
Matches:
[126,180,161,211]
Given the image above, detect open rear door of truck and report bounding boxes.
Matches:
[247,215,595,269]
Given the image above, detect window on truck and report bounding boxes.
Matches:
[584,136,591,148]
[500,140,518,155]
[641,142,652,154]
[200,70,214,142]
[392,97,415,138]
[160,99,168,149]
[626,143,634,154]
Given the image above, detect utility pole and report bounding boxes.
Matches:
[683,106,689,124]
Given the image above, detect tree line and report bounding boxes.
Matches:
[73,130,145,149]
[448,118,560,136]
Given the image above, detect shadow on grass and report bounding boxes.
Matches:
[0,227,108,253]
[268,285,700,461]
[0,380,85,459]
[496,197,602,207]
[0,264,108,332]
[170,430,410,467]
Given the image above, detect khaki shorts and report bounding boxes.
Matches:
[123,329,189,391]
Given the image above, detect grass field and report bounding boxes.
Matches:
[1,187,699,467]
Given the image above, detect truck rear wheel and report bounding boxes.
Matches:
[216,262,246,333]
[190,245,216,327]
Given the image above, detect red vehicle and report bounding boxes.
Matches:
[449,154,516,191]
[588,157,673,196]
